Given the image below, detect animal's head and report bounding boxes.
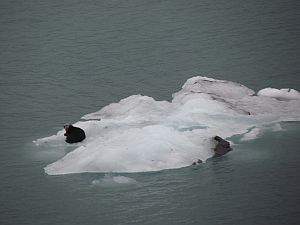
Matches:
[63,123,72,131]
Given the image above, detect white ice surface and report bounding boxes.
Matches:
[34,76,300,175]
[257,88,300,100]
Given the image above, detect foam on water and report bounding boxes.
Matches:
[34,76,300,175]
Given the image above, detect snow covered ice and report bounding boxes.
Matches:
[257,87,300,100]
[34,76,300,175]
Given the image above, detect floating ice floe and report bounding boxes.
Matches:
[91,174,137,187]
[34,76,300,175]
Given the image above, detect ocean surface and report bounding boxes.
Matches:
[1,0,300,225]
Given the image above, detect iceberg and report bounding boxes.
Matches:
[34,76,300,175]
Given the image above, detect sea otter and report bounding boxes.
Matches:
[213,136,232,157]
[63,124,86,144]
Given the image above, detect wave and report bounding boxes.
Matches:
[33,76,300,175]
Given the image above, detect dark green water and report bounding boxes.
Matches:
[1,0,299,224]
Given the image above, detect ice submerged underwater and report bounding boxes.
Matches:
[34,76,300,175]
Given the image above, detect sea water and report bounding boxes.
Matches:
[1,0,300,225]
